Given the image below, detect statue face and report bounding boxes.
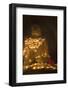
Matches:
[31,25,42,37]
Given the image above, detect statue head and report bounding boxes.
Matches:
[31,25,42,38]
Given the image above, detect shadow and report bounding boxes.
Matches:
[5,82,9,85]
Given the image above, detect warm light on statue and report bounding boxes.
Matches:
[23,25,57,72]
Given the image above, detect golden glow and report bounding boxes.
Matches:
[46,66,50,69]
[23,36,57,71]
[29,59,32,62]
[24,38,45,49]
[41,66,44,68]
[35,55,41,59]
[25,55,28,58]
[23,63,57,71]
[32,67,36,70]
[25,66,29,69]
[34,49,37,52]
[37,67,40,69]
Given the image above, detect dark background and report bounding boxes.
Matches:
[23,15,57,63]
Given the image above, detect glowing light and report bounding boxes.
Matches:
[34,63,37,65]
[52,67,56,70]
[25,55,28,58]
[29,59,32,62]
[37,67,40,69]
[46,66,50,69]
[24,38,45,49]
[23,37,49,67]
[41,66,44,68]
[32,67,36,70]
[34,49,37,52]
[25,66,29,69]
[35,56,41,58]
